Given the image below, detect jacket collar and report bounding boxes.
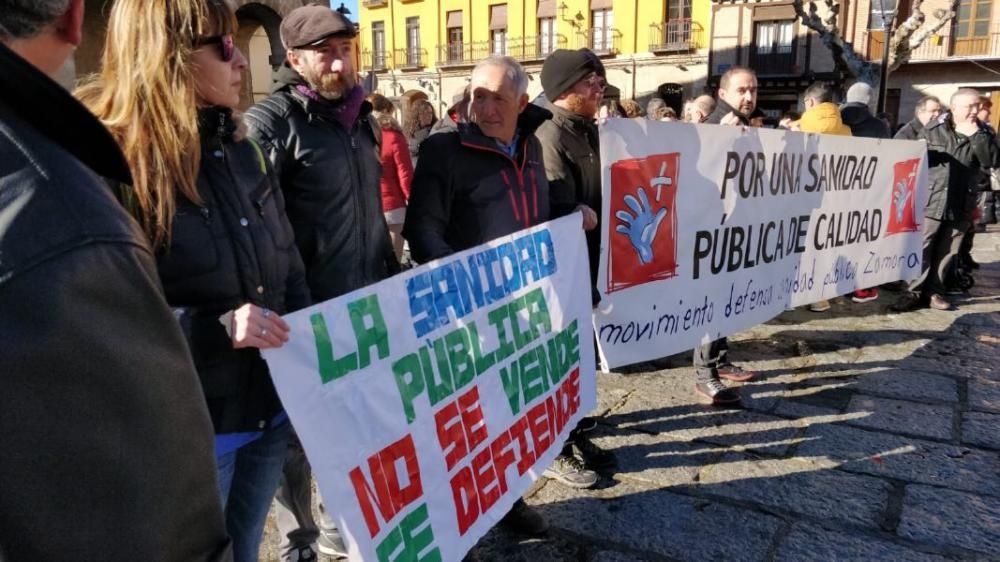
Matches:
[546,101,596,130]
[0,43,131,185]
[708,98,750,125]
[458,103,552,153]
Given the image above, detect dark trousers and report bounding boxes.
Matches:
[908,217,968,297]
[274,432,334,553]
[692,338,729,383]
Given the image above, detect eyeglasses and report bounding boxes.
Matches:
[582,74,607,91]
[195,34,235,62]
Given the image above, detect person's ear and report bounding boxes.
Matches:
[55,0,85,47]
[286,49,301,70]
[518,93,529,113]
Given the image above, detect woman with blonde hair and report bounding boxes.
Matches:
[77,1,309,559]
[368,93,413,261]
[403,98,437,164]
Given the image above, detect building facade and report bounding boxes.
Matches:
[708,0,1000,128]
[848,0,999,130]
[709,0,843,118]
[357,0,713,118]
[76,0,322,108]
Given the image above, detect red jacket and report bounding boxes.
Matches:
[379,127,413,212]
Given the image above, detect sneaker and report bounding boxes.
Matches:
[694,379,741,404]
[718,363,755,382]
[317,527,347,558]
[851,288,879,303]
[929,293,952,311]
[543,454,598,488]
[890,293,926,312]
[282,546,317,562]
[809,299,831,312]
[573,434,616,469]
[499,499,548,536]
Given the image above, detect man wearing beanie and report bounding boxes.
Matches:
[839,82,890,305]
[536,48,615,489]
[840,82,891,140]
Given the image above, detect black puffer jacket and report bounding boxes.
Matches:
[245,65,397,302]
[0,43,230,561]
[404,104,553,262]
[840,102,890,139]
[919,115,1000,221]
[894,117,924,141]
[159,108,310,434]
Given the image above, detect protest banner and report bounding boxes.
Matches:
[263,214,596,562]
[595,119,929,370]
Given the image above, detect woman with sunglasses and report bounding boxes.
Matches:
[77,1,309,560]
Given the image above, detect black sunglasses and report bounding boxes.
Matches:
[195,34,235,62]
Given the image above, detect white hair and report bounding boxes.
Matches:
[0,0,70,40]
[471,55,529,97]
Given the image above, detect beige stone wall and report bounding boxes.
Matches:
[76,0,319,107]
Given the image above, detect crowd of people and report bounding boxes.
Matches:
[2,1,998,561]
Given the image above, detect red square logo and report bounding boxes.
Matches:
[886,158,920,236]
[606,153,680,293]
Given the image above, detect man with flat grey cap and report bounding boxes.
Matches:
[245,5,398,561]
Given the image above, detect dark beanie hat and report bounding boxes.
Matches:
[541,48,606,101]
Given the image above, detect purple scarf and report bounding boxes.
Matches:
[295,84,366,130]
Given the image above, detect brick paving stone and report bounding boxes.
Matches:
[844,395,954,440]
[587,430,704,488]
[775,523,954,562]
[898,485,1000,555]
[961,410,1000,450]
[853,368,958,403]
[692,453,892,529]
[528,478,781,562]
[968,378,1000,412]
[795,423,1000,497]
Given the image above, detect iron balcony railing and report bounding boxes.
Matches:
[435,40,492,67]
[578,27,622,55]
[509,34,569,61]
[393,47,426,69]
[362,49,388,71]
[435,35,568,67]
[749,44,796,76]
[868,23,1000,62]
[649,19,701,53]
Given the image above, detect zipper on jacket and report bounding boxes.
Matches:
[462,140,534,228]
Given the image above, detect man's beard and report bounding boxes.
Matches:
[302,67,355,100]
[565,93,598,118]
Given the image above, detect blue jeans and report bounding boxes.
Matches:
[217,420,292,562]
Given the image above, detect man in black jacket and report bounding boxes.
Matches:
[892,89,1000,312]
[244,6,398,560]
[895,95,942,141]
[841,83,891,140]
[405,54,552,536]
[692,66,759,405]
[0,1,230,560]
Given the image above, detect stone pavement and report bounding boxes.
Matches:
[261,228,1000,562]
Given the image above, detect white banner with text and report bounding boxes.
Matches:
[595,119,928,370]
[264,214,596,562]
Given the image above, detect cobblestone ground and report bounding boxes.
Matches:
[261,227,1000,562]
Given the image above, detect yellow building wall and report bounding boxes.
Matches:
[358,0,714,68]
